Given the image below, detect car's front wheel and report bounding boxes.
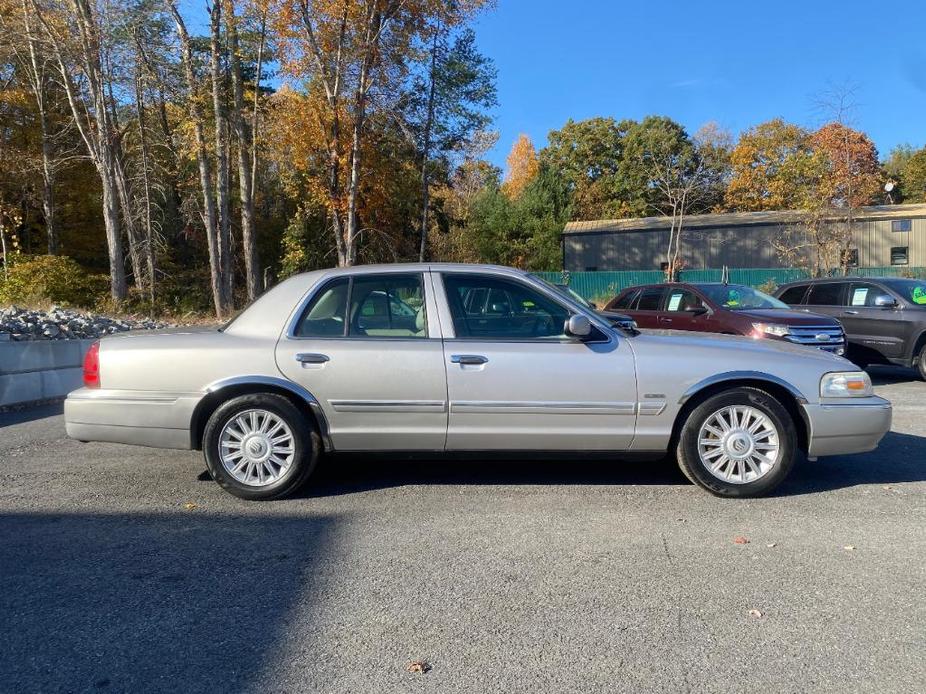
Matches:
[203,393,320,500]
[675,387,798,497]
[916,346,926,381]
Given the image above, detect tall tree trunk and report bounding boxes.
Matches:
[345,7,383,266]
[227,2,259,301]
[210,2,234,308]
[31,0,127,299]
[169,2,226,318]
[19,0,57,254]
[417,20,441,262]
[135,73,156,306]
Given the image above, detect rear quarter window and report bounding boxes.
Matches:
[777,285,808,304]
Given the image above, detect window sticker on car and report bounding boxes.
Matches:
[852,287,869,306]
[913,286,926,305]
[725,289,741,307]
[667,292,683,311]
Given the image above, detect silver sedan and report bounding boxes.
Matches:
[65,263,892,499]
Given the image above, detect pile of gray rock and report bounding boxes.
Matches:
[0,306,171,341]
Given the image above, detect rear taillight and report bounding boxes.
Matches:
[83,341,100,389]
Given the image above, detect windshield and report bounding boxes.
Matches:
[560,285,592,308]
[881,278,926,305]
[699,284,790,310]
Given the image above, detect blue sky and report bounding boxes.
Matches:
[473,0,926,170]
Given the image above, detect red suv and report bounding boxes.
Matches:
[605,282,846,354]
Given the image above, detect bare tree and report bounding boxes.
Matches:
[643,149,714,281]
[226,0,260,300]
[31,0,127,300]
[168,0,230,317]
[209,0,233,305]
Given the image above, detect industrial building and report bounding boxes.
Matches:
[562,203,926,272]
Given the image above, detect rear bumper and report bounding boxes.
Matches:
[802,397,892,457]
[64,388,201,450]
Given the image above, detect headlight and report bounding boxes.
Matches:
[820,371,873,398]
[752,322,790,338]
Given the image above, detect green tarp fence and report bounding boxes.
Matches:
[533,267,926,300]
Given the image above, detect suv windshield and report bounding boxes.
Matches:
[698,284,789,310]
[881,278,926,305]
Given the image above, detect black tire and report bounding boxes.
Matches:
[675,387,798,498]
[916,347,926,382]
[203,393,320,500]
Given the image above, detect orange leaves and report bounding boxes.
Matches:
[810,122,882,209]
[501,133,539,200]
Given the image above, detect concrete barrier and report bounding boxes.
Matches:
[0,339,96,407]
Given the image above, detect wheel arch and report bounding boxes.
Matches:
[190,376,333,452]
[672,373,810,454]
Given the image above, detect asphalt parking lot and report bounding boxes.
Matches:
[1,368,924,693]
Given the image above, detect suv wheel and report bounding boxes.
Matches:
[676,387,798,498]
[203,393,320,500]
[917,347,926,381]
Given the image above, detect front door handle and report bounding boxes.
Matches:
[296,353,330,364]
[658,316,673,323]
[843,310,859,315]
[451,354,488,365]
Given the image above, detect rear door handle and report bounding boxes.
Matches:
[451,354,488,365]
[296,353,330,364]
[843,310,859,315]
[658,317,673,323]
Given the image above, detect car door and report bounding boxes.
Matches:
[628,286,668,329]
[435,272,639,451]
[276,271,448,451]
[840,282,911,359]
[803,282,846,321]
[657,287,708,332]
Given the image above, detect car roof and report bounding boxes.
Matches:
[777,276,886,288]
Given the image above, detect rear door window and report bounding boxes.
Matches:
[777,284,808,305]
[611,288,640,310]
[806,283,844,306]
[636,287,668,311]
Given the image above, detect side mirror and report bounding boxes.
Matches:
[874,295,898,308]
[565,314,592,338]
[689,306,709,316]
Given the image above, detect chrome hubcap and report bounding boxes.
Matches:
[697,405,780,484]
[219,409,295,487]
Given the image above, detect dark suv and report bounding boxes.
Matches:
[774,277,926,379]
[605,282,846,354]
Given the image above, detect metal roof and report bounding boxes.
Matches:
[563,203,926,235]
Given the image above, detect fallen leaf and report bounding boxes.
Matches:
[748,609,763,619]
[733,536,749,545]
[766,543,777,548]
[843,545,855,551]
[406,660,431,674]
[183,502,198,511]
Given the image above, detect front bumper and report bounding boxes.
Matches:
[802,396,892,457]
[64,388,201,450]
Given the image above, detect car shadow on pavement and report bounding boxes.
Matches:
[0,401,64,426]
[867,365,921,385]
[302,454,690,498]
[300,431,926,498]
[0,512,340,692]
[776,431,926,495]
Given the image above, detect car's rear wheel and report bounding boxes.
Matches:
[203,393,319,500]
[676,387,797,497]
